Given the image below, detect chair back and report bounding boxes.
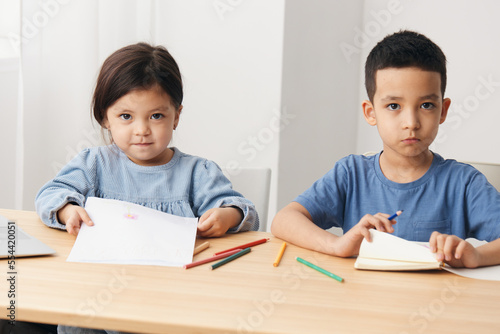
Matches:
[463,161,500,192]
[224,168,271,231]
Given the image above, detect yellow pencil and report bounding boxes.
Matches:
[273,242,287,267]
[193,241,210,255]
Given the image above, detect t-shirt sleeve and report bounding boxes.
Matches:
[35,149,98,230]
[465,171,500,241]
[191,160,259,233]
[294,161,348,230]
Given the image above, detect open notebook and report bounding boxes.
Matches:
[0,214,55,258]
[354,229,442,271]
[354,230,500,281]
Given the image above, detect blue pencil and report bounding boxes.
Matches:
[388,210,403,221]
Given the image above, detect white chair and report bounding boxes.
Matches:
[363,151,378,157]
[462,161,500,192]
[224,168,271,232]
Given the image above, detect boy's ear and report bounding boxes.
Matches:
[362,100,377,126]
[439,98,451,124]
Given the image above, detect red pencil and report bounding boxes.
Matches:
[184,249,242,269]
[213,238,269,256]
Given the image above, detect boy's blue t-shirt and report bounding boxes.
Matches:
[295,152,500,242]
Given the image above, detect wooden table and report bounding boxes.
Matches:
[1,208,499,333]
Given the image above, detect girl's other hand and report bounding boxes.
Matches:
[197,207,242,238]
[57,203,94,235]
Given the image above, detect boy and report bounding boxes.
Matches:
[271,30,500,268]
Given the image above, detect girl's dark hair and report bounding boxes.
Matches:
[92,42,183,126]
[365,30,447,102]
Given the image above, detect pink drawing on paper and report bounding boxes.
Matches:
[124,207,138,220]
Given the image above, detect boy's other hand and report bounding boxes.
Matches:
[429,232,480,268]
[335,212,397,257]
[57,203,94,236]
[197,207,242,238]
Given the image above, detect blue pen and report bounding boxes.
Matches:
[388,210,403,220]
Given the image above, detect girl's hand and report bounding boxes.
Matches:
[57,203,94,236]
[334,212,397,257]
[429,232,480,268]
[197,207,243,238]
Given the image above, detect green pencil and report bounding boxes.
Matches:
[296,257,344,283]
[210,247,251,270]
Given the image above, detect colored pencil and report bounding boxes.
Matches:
[388,210,403,221]
[210,248,251,270]
[193,241,210,255]
[184,248,242,269]
[273,242,287,267]
[296,257,344,283]
[213,238,269,256]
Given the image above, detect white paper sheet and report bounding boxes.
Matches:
[442,238,500,281]
[443,264,500,281]
[67,197,198,267]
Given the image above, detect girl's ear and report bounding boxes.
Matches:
[103,118,110,129]
[362,100,377,126]
[174,105,182,130]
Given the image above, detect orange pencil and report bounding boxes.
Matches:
[273,242,287,267]
[184,249,242,269]
[214,238,269,256]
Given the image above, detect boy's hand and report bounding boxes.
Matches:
[57,203,94,236]
[334,213,397,257]
[429,232,480,268]
[197,207,243,238]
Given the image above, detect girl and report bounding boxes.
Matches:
[36,43,259,334]
[36,42,258,238]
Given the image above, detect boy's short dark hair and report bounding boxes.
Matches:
[365,30,447,102]
[92,42,183,127]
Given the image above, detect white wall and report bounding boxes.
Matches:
[0,0,21,210]
[2,0,500,229]
[22,0,100,211]
[155,1,285,229]
[0,59,19,210]
[277,0,363,209]
[355,0,500,165]
[4,0,285,232]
